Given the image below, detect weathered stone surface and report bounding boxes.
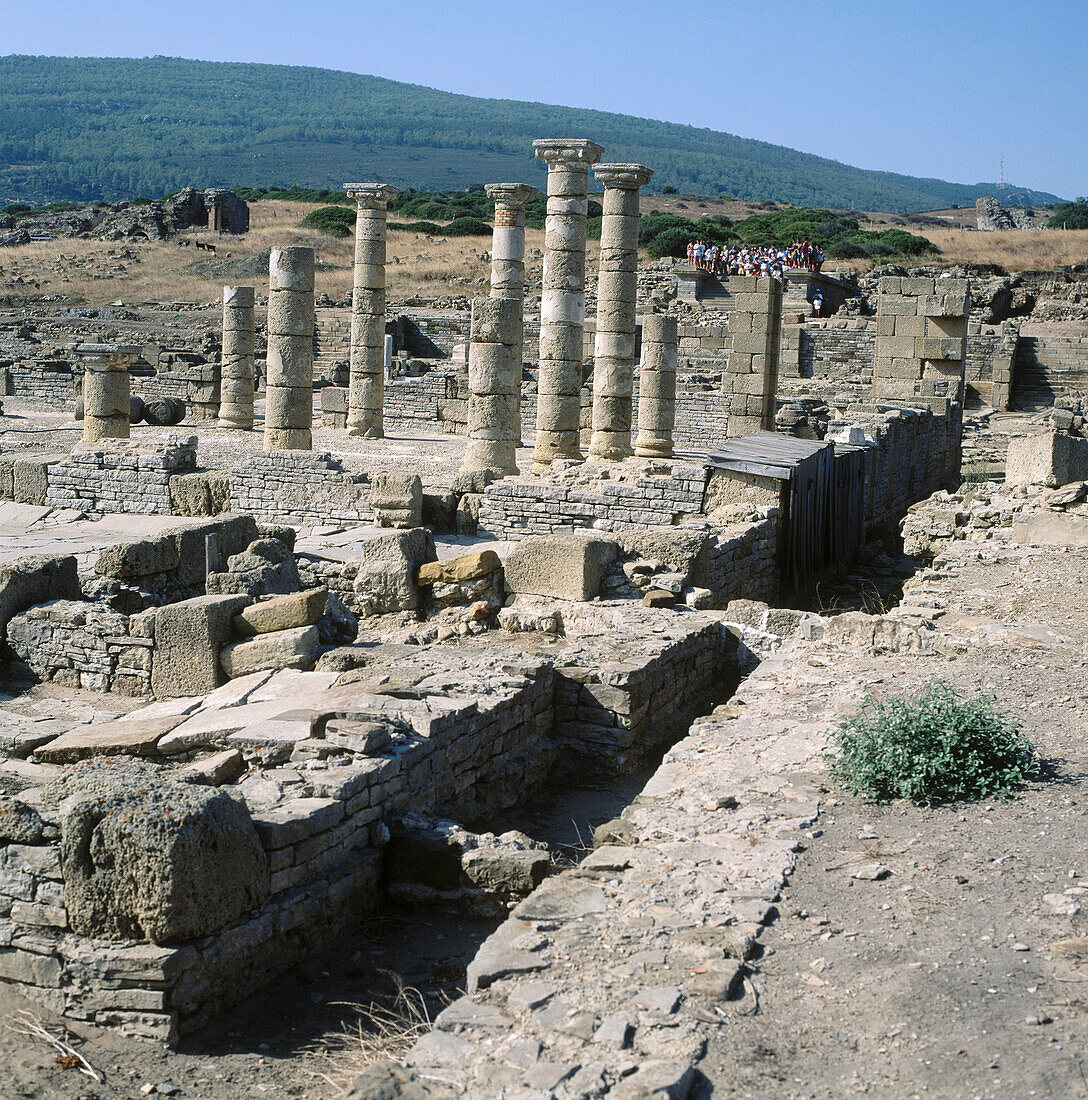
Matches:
[206,538,301,597]
[13,454,68,505]
[59,764,268,944]
[35,717,181,764]
[353,528,437,615]
[370,472,423,528]
[169,471,231,517]
[504,534,617,601]
[417,550,501,586]
[0,553,80,645]
[145,594,250,699]
[220,624,320,678]
[0,796,46,844]
[233,587,327,636]
[1006,432,1088,488]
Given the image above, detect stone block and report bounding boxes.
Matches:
[0,553,80,645]
[233,587,327,636]
[169,471,231,517]
[13,453,67,506]
[59,764,268,944]
[220,624,319,678]
[146,593,250,698]
[504,534,618,602]
[352,528,437,615]
[370,473,423,529]
[417,549,502,586]
[1005,432,1088,488]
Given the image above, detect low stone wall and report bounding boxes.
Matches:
[477,461,708,539]
[44,438,197,515]
[4,360,76,407]
[229,450,371,527]
[7,600,152,695]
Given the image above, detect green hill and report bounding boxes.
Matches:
[0,55,1063,212]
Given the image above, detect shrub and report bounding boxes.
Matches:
[299,205,356,237]
[442,216,492,237]
[1048,200,1088,230]
[828,679,1037,805]
[389,220,442,234]
[2,203,32,216]
[662,185,678,195]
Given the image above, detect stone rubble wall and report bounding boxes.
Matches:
[477,462,708,539]
[7,600,152,695]
[43,438,197,515]
[0,614,735,1042]
[229,450,372,527]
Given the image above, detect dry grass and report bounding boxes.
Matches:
[918,228,1088,271]
[304,972,439,1095]
[5,198,1080,309]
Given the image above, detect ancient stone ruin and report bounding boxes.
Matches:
[0,134,1087,1098]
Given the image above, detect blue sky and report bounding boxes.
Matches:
[4,0,1083,198]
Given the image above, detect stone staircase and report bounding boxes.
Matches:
[1013,332,1088,409]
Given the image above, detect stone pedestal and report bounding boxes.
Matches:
[344,183,400,438]
[635,314,678,458]
[78,343,140,441]
[531,139,604,473]
[589,163,652,460]
[724,277,783,438]
[264,247,314,451]
[219,285,256,430]
[486,183,537,446]
[461,297,521,479]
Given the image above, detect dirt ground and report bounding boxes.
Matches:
[695,542,1088,1099]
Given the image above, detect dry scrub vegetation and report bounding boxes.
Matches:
[0,199,1080,309]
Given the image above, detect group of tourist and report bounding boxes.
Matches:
[685,239,824,276]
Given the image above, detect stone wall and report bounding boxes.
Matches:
[477,461,708,538]
[7,600,152,695]
[44,438,197,515]
[229,450,371,527]
[0,612,737,1042]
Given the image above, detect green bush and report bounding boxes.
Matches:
[442,216,492,237]
[828,679,1037,805]
[299,205,356,237]
[389,219,442,234]
[2,202,32,216]
[1048,200,1088,230]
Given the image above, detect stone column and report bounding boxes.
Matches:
[486,182,537,445]
[724,276,783,437]
[635,314,678,458]
[589,163,652,460]
[531,139,604,472]
[344,183,400,438]
[219,285,256,430]
[461,297,521,479]
[78,343,140,441]
[264,247,314,451]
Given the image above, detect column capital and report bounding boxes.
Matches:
[343,183,401,209]
[533,139,604,167]
[74,343,141,367]
[485,182,538,209]
[593,163,653,189]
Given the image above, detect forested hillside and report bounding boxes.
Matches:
[0,55,1062,211]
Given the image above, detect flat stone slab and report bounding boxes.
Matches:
[512,878,608,921]
[35,717,182,764]
[157,701,306,755]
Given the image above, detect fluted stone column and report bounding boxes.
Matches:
[486,182,537,446]
[636,314,678,458]
[344,183,399,438]
[264,247,314,451]
[79,343,140,441]
[219,285,255,430]
[531,139,604,472]
[461,297,521,479]
[589,163,652,460]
